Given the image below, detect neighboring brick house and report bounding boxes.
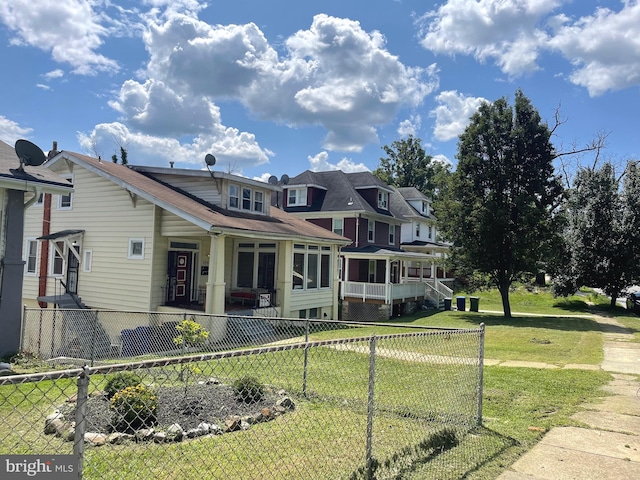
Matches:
[279,170,446,320]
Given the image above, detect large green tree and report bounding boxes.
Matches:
[552,161,640,306]
[374,135,446,196]
[437,90,564,317]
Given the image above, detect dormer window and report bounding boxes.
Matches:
[378,191,388,209]
[288,187,307,207]
[421,201,429,214]
[229,184,265,213]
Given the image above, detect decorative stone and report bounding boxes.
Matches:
[153,432,167,443]
[44,414,65,434]
[261,407,272,420]
[276,389,287,396]
[206,378,221,385]
[276,396,295,410]
[224,416,241,432]
[209,424,223,435]
[84,432,107,446]
[166,423,184,442]
[135,428,155,442]
[107,432,133,445]
[240,420,251,431]
[197,422,211,434]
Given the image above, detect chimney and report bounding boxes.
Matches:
[46,140,59,160]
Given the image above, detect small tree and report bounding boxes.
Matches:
[173,319,209,393]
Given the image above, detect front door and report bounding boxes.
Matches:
[66,247,80,294]
[168,251,192,304]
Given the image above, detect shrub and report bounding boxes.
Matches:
[104,372,142,399]
[110,384,158,432]
[233,376,265,404]
[173,319,209,349]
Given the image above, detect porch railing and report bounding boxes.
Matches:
[341,281,426,303]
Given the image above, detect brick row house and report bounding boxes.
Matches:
[279,170,452,320]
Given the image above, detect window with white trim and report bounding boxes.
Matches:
[229,184,265,213]
[287,188,307,206]
[58,175,73,209]
[51,241,65,276]
[428,225,433,240]
[415,222,421,238]
[83,250,93,272]
[389,225,395,245]
[378,190,388,209]
[421,201,429,214]
[292,244,331,290]
[25,238,38,275]
[333,218,343,236]
[35,193,44,207]
[368,220,375,242]
[128,238,145,260]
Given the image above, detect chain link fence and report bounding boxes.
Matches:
[2,314,497,479]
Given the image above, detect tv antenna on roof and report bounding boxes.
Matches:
[15,139,46,172]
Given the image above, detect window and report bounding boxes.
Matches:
[309,308,318,319]
[332,218,344,236]
[35,193,44,206]
[288,188,307,206]
[415,222,421,238]
[368,221,375,242]
[229,185,239,208]
[292,244,331,291]
[389,225,395,245]
[242,187,251,210]
[58,175,73,209]
[25,239,38,275]
[229,184,265,213]
[128,238,145,260]
[237,251,255,287]
[254,191,263,213]
[378,191,388,209]
[428,225,433,240]
[52,241,64,275]
[421,201,429,214]
[83,250,93,272]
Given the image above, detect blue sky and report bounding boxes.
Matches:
[0,0,638,181]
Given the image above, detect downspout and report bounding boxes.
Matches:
[38,193,51,308]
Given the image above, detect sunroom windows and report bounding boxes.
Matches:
[292,244,331,290]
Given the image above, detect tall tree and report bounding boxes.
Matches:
[436,90,564,317]
[552,161,640,306]
[373,135,442,196]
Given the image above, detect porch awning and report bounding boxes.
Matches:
[37,229,84,241]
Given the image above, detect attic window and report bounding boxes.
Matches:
[288,188,307,207]
[378,191,388,209]
[229,184,265,213]
[422,201,430,215]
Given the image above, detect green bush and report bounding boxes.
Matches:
[233,376,265,404]
[110,384,158,432]
[104,372,142,399]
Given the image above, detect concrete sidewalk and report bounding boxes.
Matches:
[497,314,640,479]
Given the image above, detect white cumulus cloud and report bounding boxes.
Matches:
[431,91,488,142]
[0,116,33,144]
[308,151,370,172]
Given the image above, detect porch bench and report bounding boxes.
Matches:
[229,290,258,306]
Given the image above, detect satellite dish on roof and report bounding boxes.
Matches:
[15,139,46,171]
[280,174,290,185]
[205,153,216,166]
[268,175,278,185]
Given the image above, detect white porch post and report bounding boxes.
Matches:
[385,258,391,303]
[277,240,293,317]
[205,234,226,314]
[332,245,340,320]
[431,261,435,279]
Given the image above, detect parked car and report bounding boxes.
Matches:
[626,292,640,314]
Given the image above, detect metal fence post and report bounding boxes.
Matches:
[366,334,377,479]
[74,365,90,478]
[477,322,485,426]
[90,312,98,367]
[302,319,310,397]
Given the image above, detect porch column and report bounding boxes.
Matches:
[332,246,340,320]
[419,262,423,282]
[431,261,435,279]
[205,234,225,314]
[277,240,292,317]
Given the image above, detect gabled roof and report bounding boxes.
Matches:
[284,169,394,216]
[47,151,349,244]
[388,186,433,220]
[0,140,73,194]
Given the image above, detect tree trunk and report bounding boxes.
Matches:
[610,294,618,308]
[499,282,512,318]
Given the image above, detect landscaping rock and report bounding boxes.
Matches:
[154,432,167,443]
[107,432,133,445]
[84,432,107,446]
[276,396,295,410]
[135,428,155,442]
[224,416,242,432]
[166,423,184,442]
